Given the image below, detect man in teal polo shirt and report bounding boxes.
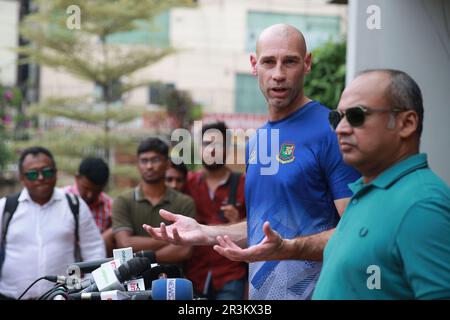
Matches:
[313,69,450,299]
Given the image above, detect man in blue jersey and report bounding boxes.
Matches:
[143,24,360,300]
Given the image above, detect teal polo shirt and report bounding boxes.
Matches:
[313,153,450,299]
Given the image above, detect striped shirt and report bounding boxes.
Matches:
[64,184,113,233]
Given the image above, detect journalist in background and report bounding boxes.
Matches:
[0,147,105,300]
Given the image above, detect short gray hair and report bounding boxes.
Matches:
[360,69,424,138]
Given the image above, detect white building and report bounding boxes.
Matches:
[0,0,19,86]
[344,0,450,184]
[37,0,346,118]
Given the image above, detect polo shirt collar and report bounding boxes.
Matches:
[349,153,428,194]
[134,184,172,205]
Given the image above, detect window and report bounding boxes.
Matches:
[246,11,340,53]
[148,83,175,105]
[94,80,122,102]
[235,73,267,114]
[106,11,170,48]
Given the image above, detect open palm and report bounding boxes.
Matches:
[213,221,283,262]
[143,209,210,246]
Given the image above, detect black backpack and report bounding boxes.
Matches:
[0,192,82,279]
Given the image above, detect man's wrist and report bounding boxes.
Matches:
[200,224,217,245]
[281,237,303,260]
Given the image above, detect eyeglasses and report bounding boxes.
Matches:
[23,167,56,181]
[139,157,163,166]
[329,105,406,130]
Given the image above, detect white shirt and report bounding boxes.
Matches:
[0,187,106,299]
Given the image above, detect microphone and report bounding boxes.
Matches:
[151,278,193,300]
[68,290,152,300]
[69,290,153,300]
[67,278,96,293]
[67,250,156,274]
[41,275,90,293]
[142,264,183,289]
[129,290,153,300]
[82,257,152,293]
[43,275,69,284]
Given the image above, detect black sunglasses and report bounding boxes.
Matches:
[23,167,56,181]
[329,105,405,130]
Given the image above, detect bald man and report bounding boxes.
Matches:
[312,70,450,299]
[143,24,360,300]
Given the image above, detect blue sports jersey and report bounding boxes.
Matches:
[245,101,361,300]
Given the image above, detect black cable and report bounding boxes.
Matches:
[38,287,54,300]
[44,286,68,300]
[38,283,66,300]
[17,276,47,300]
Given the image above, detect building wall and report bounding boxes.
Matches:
[0,0,19,86]
[39,0,347,114]
[347,0,450,184]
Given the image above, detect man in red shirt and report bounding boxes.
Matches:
[185,122,247,300]
[65,157,114,256]
[166,159,188,193]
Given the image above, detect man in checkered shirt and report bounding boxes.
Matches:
[65,157,114,256]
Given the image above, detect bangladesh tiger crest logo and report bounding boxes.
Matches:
[276,143,295,164]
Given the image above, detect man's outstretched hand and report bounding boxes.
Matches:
[213,221,284,262]
[143,209,210,246]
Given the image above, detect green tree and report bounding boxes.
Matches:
[16,0,194,188]
[304,40,346,110]
[0,85,26,171]
[151,83,202,129]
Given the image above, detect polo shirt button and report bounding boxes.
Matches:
[359,227,369,237]
[352,199,358,205]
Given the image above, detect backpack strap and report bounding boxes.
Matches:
[218,172,242,221]
[65,193,82,262]
[227,172,242,206]
[0,192,21,279]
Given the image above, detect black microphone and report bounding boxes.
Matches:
[67,278,96,293]
[67,250,156,274]
[82,257,152,293]
[68,290,153,300]
[142,264,183,289]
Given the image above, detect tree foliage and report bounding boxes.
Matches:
[16,0,195,187]
[304,40,346,110]
[0,85,27,171]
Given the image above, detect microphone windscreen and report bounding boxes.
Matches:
[142,264,183,288]
[117,257,151,281]
[152,278,193,300]
[134,250,156,263]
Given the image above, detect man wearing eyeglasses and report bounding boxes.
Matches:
[112,138,196,264]
[0,146,105,299]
